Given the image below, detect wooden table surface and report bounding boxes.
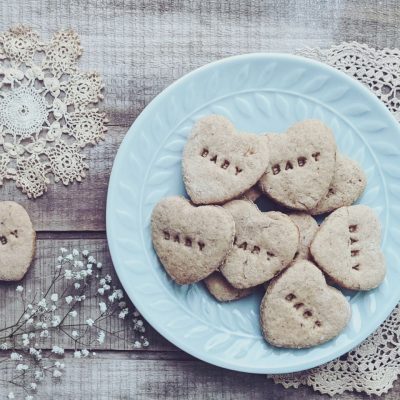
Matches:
[0,1,399,399]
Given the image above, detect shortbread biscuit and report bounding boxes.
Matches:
[310,205,385,290]
[0,201,36,281]
[151,196,235,284]
[259,120,336,210]
[310,154,366,215]
[288,212,318,260]
[204,272,255,302]
[182,115,269,204]
[260,260,351,348]
[220,200,298,289]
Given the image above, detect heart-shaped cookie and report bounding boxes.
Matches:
[203,272,256,302]
[220,200,298,289]
[260,260,351,348]
[288,212,318,260]
[310,154,366,215]
[182,115,269,204]
[0,201,36,281]
[259,120,336,211]
[151,196,235,284]
[310,205,385,290]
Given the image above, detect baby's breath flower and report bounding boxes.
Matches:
[50,305,57,312]
[55,264,62,270]
[25,395,33,400]
[51,315,61,327]
[105,274,112,283]
[99,278,106,286]
[8,392,15,399]
[60,247,68,253]
[66,254,74,261]
[30,382,37,390]
[97,331,105,344]
[81,349,89,357]
[133,341,142,349]
[0,342,9,350]
[64,270,73,279]
[53,370,62,378]
[72,249,79,256]
[16,363,29,371]
[86,263,92,269]
[88,256,96,263]
[41,323,48,329]
[96,262,103,269]
[142,339,150,347]
[97,288,105,295]
[10,352,22,361]
[39,330,49,338]
[26,318,34,325]
[71,330,79,339]
[52,346,64,355]
[82,249,89,257]
[118,301,127,309]
[74,282,81,289]
[69,310,78,318]
[73,350,81,358]
[57,256,63,262]
[50,293,58,302]
[65,296,73,304]
[34,370,44,381]
[38,298,47,308]
[119,308,129,319]
[99,302,107,313]
[86,318,94,327]
[16,285,24,293]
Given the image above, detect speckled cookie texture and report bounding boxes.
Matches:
[204,272,255,302]
[310,154,366,215]
[151,196,235,285]
[182,115,269,204]
[310,205,385,290]
[259,120,336,211]
[288,212,319,260]
[0,201,36,281]
[260,260,351,348]
[220,200,298,289]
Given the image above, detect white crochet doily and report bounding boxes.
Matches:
[0,26,107,198]
[270,42,400,397]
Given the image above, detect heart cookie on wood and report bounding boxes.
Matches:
[310,154,366,215]
[203,272,256,302]
[182,115,269,204]
[260,260,351,348]
[259,120,336,211]
[151,196,235,284]
[310,205,385,290]
[0,201,36,281]
[220,200,298,289]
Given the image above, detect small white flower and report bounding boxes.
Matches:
[57,256,63,262]
[133,341,142,349]
[8,393,15,399]
[65,295,73,304]
[10,352,22,361]
[74,260,84,268]
[53,369,62,378]
[27,304,33,309]
[64,269,73,279]
[96,262,103,269]
[97,288,105,295]
[0,343,9,350]
[82,250,89,256]
[115,289,124,299]
[103,284,111,291]
[72,248,79,256]
[34,370,44,381]
[105,274,112,282]
[86,268,93,276]
[50,305,57,312]
[16,363,29,371]
[30,382,37,390]
[86,263,93,269]
[55,264,62,270]
[22,334,28,340]
[69,310,78,318]
[97,331,105,344]
[52,345,64,355]
[23,339,30,347]
[60,247,68,253]
[16,285,24,293]
[73,350,81,358]
[118,308,129,319]
[71,330,79,338]
[50,293,58,302]
[51,315,61,327]
[81,349,89,357]
[99,302,107,313]
[143,339,150,347]
[38,298,47,308]
[99,278,106,286]
[119,301,127,309]
[66,254,74,261]
[26,318,34,325]
[25,395,33,400]
[40,330,49,338]
[86,318,95,327]
[74,283,81,289]
[42,323,48,329]
[88,256,96,263]
[29,332,36,339]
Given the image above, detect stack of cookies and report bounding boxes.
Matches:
[151,115,386,349]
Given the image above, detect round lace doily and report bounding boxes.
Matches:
[270,42,400,397]
[0,26,108,198]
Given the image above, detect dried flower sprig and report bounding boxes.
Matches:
[0,248,149,399]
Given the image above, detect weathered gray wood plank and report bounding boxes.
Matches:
[0,239,174,352]
[0,350,392,400]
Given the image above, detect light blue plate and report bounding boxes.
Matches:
[106,54,400,374]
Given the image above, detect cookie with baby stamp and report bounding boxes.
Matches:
[151,196,235,284]
[259,120,336,211]
[0,201,36,281]
[182,115,269,204]
[260,260,351,348]
[220,200,298,289]
[310,205,385,290]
